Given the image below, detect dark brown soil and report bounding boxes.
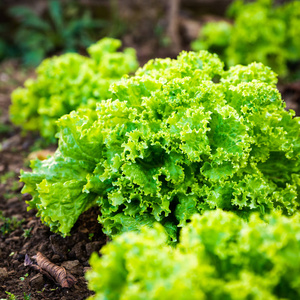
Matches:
[0,200,107,300]
[279,81,300,116]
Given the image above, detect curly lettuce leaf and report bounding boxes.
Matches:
[10,38,138,142]
[20,109,102,236]
[191,0,300,77]
[87,210,300,300]
[21,50,300,238]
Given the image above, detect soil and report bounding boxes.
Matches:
[0,201,107,300]
[279,80,300,116]
[1,54,300,300]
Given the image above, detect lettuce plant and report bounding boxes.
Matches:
[191,0,300,77]
[10,38,138,142]
[191,20,232,63]
[21,50,300,240]
[86,210,300,300]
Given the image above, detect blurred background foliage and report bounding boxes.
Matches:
[0,0,127,66]
[0,0,299,77]
[0,0,299,156]
[0,0,232,66]
[191,0,300,80]
[8,0,107,66]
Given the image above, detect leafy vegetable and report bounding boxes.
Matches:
[191,21,232,63]
[21,50,300,239]
[10,38,138,143]
[86,210,300,300]
[191,0,300,77]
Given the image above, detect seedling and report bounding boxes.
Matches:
[22,228,32,239]
[0,212,24,236]
[23,293,31,300]
[5,292,17,300]
[19,273,29,281]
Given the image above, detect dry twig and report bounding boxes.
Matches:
[167,0,181,54]
[25,252,77,288]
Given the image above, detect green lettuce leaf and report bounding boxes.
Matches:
[87,210,300,300]
[191,0,300,77]
[10,38,138,142]
[21,50,300,238]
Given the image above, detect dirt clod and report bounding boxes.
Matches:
[70,242,87,262]
[85,241,103,257]
[50,235,68,259]
[0,267,8,279]
[30,273,45,290]
[61,260,83,276]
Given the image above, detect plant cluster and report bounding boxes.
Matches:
[2,291,31,300]
[0,211,24,236]
[21,50,300,241]
[87,210,300,300]
[10,38,138,143]
[191,0,300,77]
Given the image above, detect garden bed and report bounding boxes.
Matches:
[1,1,300,295]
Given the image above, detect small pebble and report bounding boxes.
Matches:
[0,267,8,278]
[30,273,45,290]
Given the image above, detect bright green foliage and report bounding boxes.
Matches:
[21,50,300,239]
[191,0,300,77]
[191,21,232,63]
[86,210,300,300]
[10,38,138,142]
